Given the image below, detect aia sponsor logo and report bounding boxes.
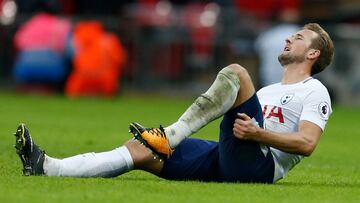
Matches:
[262,105,284,123]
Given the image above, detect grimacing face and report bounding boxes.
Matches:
[278,29,319,66]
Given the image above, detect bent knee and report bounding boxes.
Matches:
[224,64,249,79]
[224,64,255,105]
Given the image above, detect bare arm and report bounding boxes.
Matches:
[233,113,323,156]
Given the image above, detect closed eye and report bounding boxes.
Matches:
[295,33,304,40]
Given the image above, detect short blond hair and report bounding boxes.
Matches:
[303,23,334,75]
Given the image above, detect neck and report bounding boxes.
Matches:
[281,63,311,84]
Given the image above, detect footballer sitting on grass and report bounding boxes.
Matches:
[13,23,333,183]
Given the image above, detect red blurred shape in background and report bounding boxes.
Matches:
[65,21,127,98]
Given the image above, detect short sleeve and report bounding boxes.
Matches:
[299,88,332,131]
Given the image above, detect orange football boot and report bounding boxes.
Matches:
[129,122,173,160]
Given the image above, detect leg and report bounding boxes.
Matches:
[129,64,254,158]
[165,64,245,147]
[159,138,219,182]
[44,139,165,177]
[13,123,163,177]
[43,145,134,177]
[129,137,219,181]
[218,94,275,183]
[229,64,256,108]
[217,65,274,183]
[125,139,164,175]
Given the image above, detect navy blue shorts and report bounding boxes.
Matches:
[159,94,275,183]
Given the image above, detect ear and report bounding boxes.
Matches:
[307,49,320,60]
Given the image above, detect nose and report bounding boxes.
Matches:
[285,35,294,44]
[285,37,291,44]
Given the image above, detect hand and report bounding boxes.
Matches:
[233,113,260,140]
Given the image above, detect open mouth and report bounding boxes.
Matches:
[284,46,290,51]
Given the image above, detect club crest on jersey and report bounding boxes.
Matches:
[318,102,330,120]
[280,93,294,105]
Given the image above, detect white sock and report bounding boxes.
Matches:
[43,146,134,178]
[164,121,192,148]
[165,66,240,148]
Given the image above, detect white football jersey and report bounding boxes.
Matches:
[257,77,332,182]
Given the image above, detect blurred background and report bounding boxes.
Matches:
[0,0,359,104]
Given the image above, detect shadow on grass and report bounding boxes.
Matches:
[117,175,360,189]
[277,181,360,189]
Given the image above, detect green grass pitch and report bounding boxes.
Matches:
[0,92,359,202]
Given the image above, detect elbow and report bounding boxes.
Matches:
[301,144,316,157]
[301,149,313,157]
